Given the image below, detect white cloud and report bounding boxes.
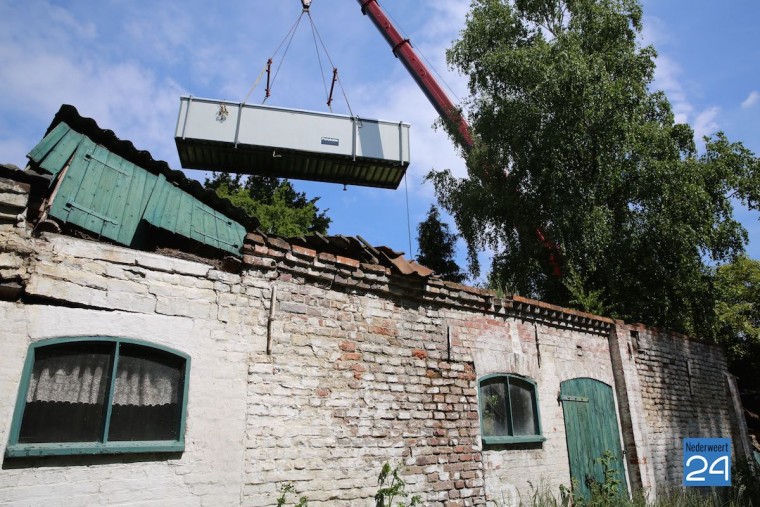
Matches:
[741,91,760,109]
[641,15,670,47]
[652,55,692,124]
[0,1,187,167]
[651,54,721,145]
[693,107,720,142]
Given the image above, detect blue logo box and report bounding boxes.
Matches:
[683,438,731,487]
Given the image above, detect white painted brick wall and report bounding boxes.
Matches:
[0,228,742,506]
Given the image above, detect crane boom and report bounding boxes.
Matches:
[356,0,562,278]
[357,0,473,149]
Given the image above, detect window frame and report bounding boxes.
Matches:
[5,336,190,458]
[478,373,545,445]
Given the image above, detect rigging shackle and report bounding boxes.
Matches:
[301,0,312,11]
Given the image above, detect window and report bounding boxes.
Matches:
[479,374,544,445]
[5,337,190,457]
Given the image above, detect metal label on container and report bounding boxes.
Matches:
[321,137,339,146]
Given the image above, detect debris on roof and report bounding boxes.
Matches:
[244,230,434,278]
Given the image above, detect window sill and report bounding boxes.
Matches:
[482,435,546,445]
[5,441,185,458]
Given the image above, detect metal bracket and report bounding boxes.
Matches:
[559,395,589,403]
[64,201,119,225]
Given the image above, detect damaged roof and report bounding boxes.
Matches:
[3,103,618,332]
[20,104,441,279]
[43,105,258,231]
[245,231,434,278]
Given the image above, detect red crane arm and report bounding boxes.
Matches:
[357,0,473,149]
[356,0,561,278]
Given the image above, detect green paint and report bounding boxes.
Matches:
[5,337,190,459]
[33,123,245,255]
[479,373,545,445]
[27,122,70,166]
[560,378,628,500]
[39,129,85,176]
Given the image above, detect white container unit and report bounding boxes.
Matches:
[175,97,411,189]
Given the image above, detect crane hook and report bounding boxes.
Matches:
[301,0,312,11]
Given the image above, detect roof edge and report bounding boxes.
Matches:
[46,104,258,231]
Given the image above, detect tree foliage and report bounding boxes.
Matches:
[715,255,760,361]
[205,173,330,237]
[416,205,466,283]
[429,0,760,336]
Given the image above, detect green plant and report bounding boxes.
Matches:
[592,450,623,504]
[375,462,422,507]
[276,482,308,507]
[562,451,624,507]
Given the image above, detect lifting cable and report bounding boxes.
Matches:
[305,11,354,116]
[307,11,331,110]
[263,11,306,104]
[242,10,305,104]
[242,6,355,117]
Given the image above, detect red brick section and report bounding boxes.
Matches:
[327,325,484,504]
[242,233,617,336]
[412,349,428,359]
[291,244,317,259]
[336,255,360,268]
[339,340,356,352]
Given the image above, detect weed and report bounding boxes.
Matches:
[375,462,422,507]
[276,482,308,507]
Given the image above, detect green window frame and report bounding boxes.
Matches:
[479,373,545,445]
[5,337,190,458]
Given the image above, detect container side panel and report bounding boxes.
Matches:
[235,107,354,157]
[181,100,241,144]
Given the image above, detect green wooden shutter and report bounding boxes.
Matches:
[560,378,628,500]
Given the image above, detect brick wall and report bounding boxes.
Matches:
[0,207,745,505]
[623,324,735,492]
[241,275,484,506]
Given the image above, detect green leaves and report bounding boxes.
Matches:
[205,173,330,237]
[432,0,760,338]
[416,205,466,283]
[375,463,421,507]
[715,256,760,359]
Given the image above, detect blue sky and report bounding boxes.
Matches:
[0,0,757,278]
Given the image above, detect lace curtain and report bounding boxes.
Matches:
[26,348,180,407]
[21,342,183,443]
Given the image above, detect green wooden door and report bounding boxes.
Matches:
[560,378,627,500]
